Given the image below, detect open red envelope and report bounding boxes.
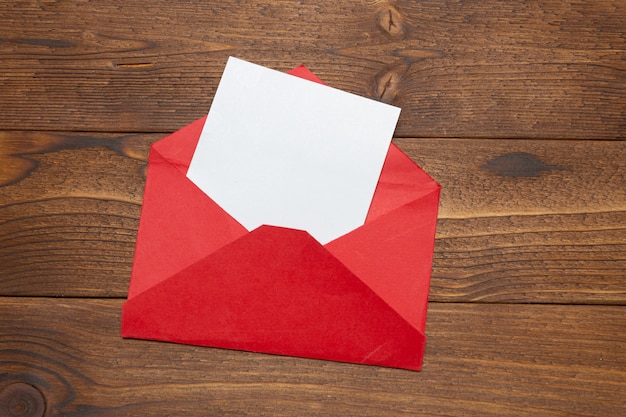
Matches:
[121,66,440,371]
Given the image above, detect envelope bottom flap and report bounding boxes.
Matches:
[122,225,425,370]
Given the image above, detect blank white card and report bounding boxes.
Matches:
[187,57,400,244]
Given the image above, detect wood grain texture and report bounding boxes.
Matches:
[1,0,624,138]
[1,2,625,414]
[1,131,624,302]
[399,138,626,303]
[1,298,624,417]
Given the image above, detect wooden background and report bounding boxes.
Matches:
[1,1,624,415]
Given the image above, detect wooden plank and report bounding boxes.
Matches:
[1,298,624,416]
[398,137,626,304]
[1,1,624,138]
[1,131,624,302]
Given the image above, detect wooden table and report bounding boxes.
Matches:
[1,1,624,416]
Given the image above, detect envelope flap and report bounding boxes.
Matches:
[151,116,206,174]
[326,141,440,334]
[327,186,440,333]
[366,143,440,223]
[286,64,325,84]
[123,225,426,370]
[128,146,247,299]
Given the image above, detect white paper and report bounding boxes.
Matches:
[187,57,400,244]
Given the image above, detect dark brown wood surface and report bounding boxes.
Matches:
[2,299,625,416]
[1,1,624,416]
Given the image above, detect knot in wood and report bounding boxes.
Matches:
[0,383,46,417]
[377,5,406,39]
[373,64,407,103]
[481,152,567,177]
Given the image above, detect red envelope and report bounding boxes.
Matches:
[121,66,440,371]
